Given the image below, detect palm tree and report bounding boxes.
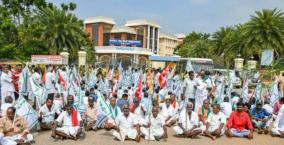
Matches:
[36,6,86,61]
[243,8,284,58]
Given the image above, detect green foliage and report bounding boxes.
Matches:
[0,0,94,63]
[176,8,284,68]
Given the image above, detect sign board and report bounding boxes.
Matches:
[261,49,274,66]
[109,39,141,46]
[31,55,67,64]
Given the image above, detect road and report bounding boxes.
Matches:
[33,127,283,145]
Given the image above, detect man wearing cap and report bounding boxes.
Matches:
[173,102,202,138]
[250,100,272,134]
[113,104,140,142]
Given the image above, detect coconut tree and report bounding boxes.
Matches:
[36,5,86,61]
[243,8,284,58]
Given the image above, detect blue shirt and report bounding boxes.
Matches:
[251,108,270,119]
[117,99,128,110]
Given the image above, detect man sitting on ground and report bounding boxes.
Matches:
[271,97,284,137]
[140,106,167,141]
[161,96,176,127]
[203,104,226,140]
[84,96,98,131]
[38,97,61,130]
[227,102,253,139]
[51,105,83,140]
[0,107,33,145]
[113,104,140,142]
[250,101,272,134]
[173,102,202,138]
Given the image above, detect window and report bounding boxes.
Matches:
[103,33,110,46]
[92,23,99,46]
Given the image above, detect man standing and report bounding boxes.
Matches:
[183,71,196,104]
[195,70,213,112]
[0,65,15,103]
[0,107,33,145]
[204,104,226,140]
[12,64,22,100]
[173,102,202,138]
[113,104,140,142]
[227,102,253,139]
[141,106,167,141]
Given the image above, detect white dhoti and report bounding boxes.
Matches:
[206,125,225,135]
[140,127,164,140]
[271,127,284,136]
[56,126,80,137]
[112,128,137,141]
[173,126,201,135]
[0,133,33,145]
[165,116,176,125]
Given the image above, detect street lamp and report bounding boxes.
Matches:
[247,56,257,70]
[60,47,69,65]
[78,46,87,66]
[234,53,244,71]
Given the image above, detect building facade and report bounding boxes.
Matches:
[151,32,179,68]
[84,16,160,68]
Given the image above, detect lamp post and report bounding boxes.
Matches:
[78,46,87,66]
[234,54,244,71]
[247,56,257,70]
[60,47,69,65]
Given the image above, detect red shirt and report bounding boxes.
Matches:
[12,70,21,91]
[227,111,253,131]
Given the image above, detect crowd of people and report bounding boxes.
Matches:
[0,63,284,145]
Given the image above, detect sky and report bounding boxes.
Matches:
[49,0,284,35]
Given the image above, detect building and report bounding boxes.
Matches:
[151,32,179,68]
[175,33,186,45]
[84,16,160,68]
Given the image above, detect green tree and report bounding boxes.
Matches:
[35,5,91,61]
[243,8,284,57]
[177,32,211,58]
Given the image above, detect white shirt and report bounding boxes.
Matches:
[274,105,284,129]
[115,113,138,131]
[39,104,60,123]
[161,104,174,119]
[0,72,15,93]
[263,104,273,114]
[178,110,199,130]
[144,114,165,130]
[134,104,144,119]
[45,72,55,90]
[206,111,226,128]
[56,110,82,127]
[220,102,232,118]
[184,78,197,99]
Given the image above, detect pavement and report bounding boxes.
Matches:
[33,127,284,145]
